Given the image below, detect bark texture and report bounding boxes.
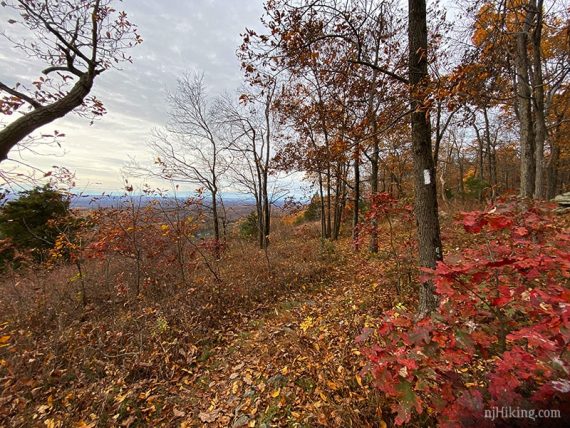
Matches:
[408,0,443,316]
[515,5,536,198]
[0,74,94,161]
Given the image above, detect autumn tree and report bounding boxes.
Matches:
[243,21,351,241]
[0,0,141,163]
[546,84,570,198]
[270,60,351,241]
[469,0,569,199]
[240,0,448,313]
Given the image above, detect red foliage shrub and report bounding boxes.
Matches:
[84,197,206,296]
[361,201,570,426]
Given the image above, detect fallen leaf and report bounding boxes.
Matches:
[300,317,314,332]
[355,374,363,387]
[199,410,219,423]
[173,407,185,418]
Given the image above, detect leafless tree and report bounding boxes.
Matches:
[217,83,278,249]
[149,73,229,258]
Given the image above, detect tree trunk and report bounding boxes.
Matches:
[483,107,497,199]
[531,0,546,199]
[546,142,560,199]
[318,172,326,239]
[262,174,270,249]
[409,0,443,316]
[262,94,272,248]
[326,164,332,239]
[211,189,221,259]
[473,121,485,202]
[368,67,380,254]
[369,135,380,253]
[515,6,536,198]
[459,157,465,202]
[332,165,342,240]
[255,191,264,248]
[353,144,360,250]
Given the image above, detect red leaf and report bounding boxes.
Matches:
[462,212,486,233]
[491,285,512,307]
[487,215,513,231]
[513,226,529,238]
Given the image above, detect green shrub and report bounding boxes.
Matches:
[239,211,259,239]
[464,175,489,200]
[294,194,321,225]
[0,185,73,263]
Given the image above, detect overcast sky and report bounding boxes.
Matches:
[0,0,267,194]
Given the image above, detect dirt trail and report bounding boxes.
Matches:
[180,257,395,427]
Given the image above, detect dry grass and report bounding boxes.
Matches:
[0,217,343,427]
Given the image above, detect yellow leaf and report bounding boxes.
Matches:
[355,374,363,387]
[280,366,289,375]
[326,380,339,391]
[300,316,313,332]
[380,421,387,428]
[114,393,128,404]
[271,388,280,398]
[248,420,256,427]
[37,404,50,414]
[138,390,151,400]
[232,381,240,395]
[0,335,10,345]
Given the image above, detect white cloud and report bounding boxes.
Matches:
[0,0,266,194]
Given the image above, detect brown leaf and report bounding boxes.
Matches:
[173,407,185,418]
[198,410,219,423]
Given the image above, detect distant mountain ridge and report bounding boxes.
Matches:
[69,193,257,209]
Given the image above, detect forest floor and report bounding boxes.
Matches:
[0,217,429,427]
[178,247,398,427]
[2,202,568,427]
